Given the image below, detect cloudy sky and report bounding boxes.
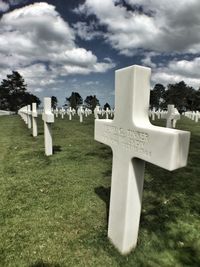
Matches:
[1,0,200,107]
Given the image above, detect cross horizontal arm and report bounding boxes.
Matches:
[95,120,190,171]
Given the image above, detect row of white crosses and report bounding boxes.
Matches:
[54,105,114,121]
[150,105,180,128]
[184,111,200,122]
[94,106,115,119]
[95,65,190,255]
[18,106,28,124]
[18,98,55,156]
[53,106,93,122]
[0,110,15,116]
[18,104,38,136]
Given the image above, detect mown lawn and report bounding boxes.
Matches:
[0,114,199,267]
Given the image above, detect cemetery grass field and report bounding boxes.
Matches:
[0,115,200,267]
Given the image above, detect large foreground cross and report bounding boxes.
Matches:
[95,65,190,255]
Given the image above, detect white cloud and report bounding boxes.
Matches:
[0,1,9,12]
[73,21,103,41]
[152,57,200,89]
[75,0,200,55]
[0,2,115,92]
[141,52,158,68]
[0,0,28,12]
[85,81,99,85]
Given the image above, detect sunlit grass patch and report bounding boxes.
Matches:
[0,115,199,266]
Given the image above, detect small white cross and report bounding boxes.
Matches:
[166,105,180,128]
[105,107,110,119]
[78,106,84,123]
[32,103,38,137]
[42,97,54,156]
[95,65,190,254]
[68,107,73,120]
[27,105,32,129]
[94,106,100,119]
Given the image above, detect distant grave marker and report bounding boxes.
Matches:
[95,65,190,254]
[60,107,65,119]
[94,106,100,119]
[42,97,54,156]
[55,107,59,118]
[32,103,38,137]
[105,107,110,119]
[78,106,84,123]
[27,105,32,129]
[68,107,73,120]
[166,105,180,128]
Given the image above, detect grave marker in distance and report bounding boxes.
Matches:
[42,97,54,156]
[27,105,32,129]
[32,103,38,137]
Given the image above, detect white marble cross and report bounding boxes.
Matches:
[166,105,180,128]
[94,106,100,119]
[27,105,32,129]
[110,108,114,118]
[156,108,161,119]
[195,111,199,122]
[78,106,84,122]
[55,107,59,118]
[105,107,110,119]
[18,106,28,124]
[95,65,190,255]
[72,108,76,116]
[68,107,73,120]
[151,107,156,121]
[32,103,38,137]
[42,97,54,156]
[60,107,65,119]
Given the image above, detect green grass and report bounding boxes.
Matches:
[0,114,199,267]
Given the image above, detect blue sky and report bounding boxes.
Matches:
[1,0,200,107]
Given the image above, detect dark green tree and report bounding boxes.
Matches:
[84,95,100,111]
[22,92,41,106]
[193,89,200,110]
[164,81,195,112]
[51,96,58,109]
[104,102,111,110]
[150,83,165,109]
[0,71,40,112]
[66,92,83,109]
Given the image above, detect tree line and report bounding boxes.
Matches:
[150,82,200,112]
[51,92,111,111]
[0,71,109,112]
[0,71,40,112]
[1,71,200,113]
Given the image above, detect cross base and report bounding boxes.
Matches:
[108,155,145,254]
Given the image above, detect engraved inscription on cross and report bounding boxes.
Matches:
[95,65,190,255]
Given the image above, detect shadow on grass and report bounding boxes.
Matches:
[30,260,61,267]
[103,169,112,178]
[53,145,62,154]
[86,145,112,160]
[95,186,110,225]
[93,135,200,264]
